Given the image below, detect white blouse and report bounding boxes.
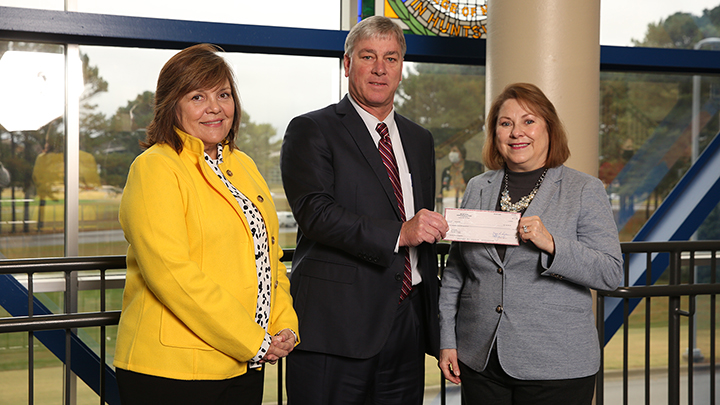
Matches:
[205,144,272,369]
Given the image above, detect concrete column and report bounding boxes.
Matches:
[486,0,600,176]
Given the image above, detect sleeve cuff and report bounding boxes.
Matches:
[249,333,272,369]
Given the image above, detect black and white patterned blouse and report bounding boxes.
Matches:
[205,144,272,369]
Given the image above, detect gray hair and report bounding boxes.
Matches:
[344,16,406,58]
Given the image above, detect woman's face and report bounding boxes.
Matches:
[495,98,549,172]
[177,79,235,159]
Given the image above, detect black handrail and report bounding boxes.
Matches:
[0,255,127,274]
[596,240,719,405]
[602,283,720,298]
[0,311,121,333]
[0,240,718,405]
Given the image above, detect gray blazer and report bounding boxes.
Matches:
[439,165,623,380]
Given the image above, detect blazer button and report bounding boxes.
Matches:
[271,236,275,244]
[225,169,233,177]
[274,280,278,288]
[497,268,503,274]
[395,273,402,281]
[257,195,264,203]
[496,305,503,313]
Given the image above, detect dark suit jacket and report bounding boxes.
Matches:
[280,95,440,359]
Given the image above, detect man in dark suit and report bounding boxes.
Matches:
[281,15,449,405]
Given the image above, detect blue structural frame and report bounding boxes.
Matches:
[611,97,720,229]
[0,6,486,65]
[2,3,720,399]
[5,6,720,70]
[603,131,720,344]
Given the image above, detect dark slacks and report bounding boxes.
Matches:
[116,367,264,405]
[458,346,596,405]
[286,289,426,405]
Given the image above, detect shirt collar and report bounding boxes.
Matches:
[348,94,396,128]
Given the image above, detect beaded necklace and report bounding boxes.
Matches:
[499,168,548,213]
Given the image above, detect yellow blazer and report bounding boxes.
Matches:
[114,129,298,380]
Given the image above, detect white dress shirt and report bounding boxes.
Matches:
[348,95,422,286]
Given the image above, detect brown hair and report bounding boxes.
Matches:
[344,15,406,58]
[482,83,570,170]
[143,43,241,153]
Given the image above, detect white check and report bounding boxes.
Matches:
[444,208,521,245]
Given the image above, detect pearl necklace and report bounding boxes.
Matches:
[499,168,548,213]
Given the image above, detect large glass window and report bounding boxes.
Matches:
[0,43,341,259]
[599,71,720,241]
[398,62,486,212]
[0,41,66,259]
[600,0,720,48]
[0,0,62,10]
[76,0,340,30]
[0,0,341,30]
[76,46,340,254]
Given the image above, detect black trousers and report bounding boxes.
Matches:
[457,346,596,405]
[116,367,264,405]
[286,289,426,405]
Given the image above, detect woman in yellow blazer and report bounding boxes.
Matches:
[113,44,298,405]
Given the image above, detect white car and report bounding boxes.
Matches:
[277,211,297,228]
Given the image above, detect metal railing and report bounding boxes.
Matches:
[0,256,125,404]
[0,241,718,404]
[597,240,720,405]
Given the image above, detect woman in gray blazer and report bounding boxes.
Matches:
[438,83,623,405]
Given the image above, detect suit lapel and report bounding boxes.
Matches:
[522,166,562,218]
[480,170,505,264]
[396,115,424,214]
[196,147,253,226]
[336,97,402,220]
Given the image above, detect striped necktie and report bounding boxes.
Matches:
[376,122,413,302]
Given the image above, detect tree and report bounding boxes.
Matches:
[89,93,152,190]
[237,111,279,185]
[632,12,702,49]
[395,63,485,159]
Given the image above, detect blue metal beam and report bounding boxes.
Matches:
[6,6,720,72]
[0,6,486,65]
[603,130,720,344]
[601,45,720,74]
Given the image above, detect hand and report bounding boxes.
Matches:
[439,348,461,384]
[399,209,449,247]
[518,215,555,254]
[261,329,296,364]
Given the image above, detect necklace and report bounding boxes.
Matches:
[499,168,548,213]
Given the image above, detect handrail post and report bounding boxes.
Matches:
[596,292,605,404]
[668,250,681,405]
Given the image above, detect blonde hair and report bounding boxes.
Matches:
[344,16,406,58]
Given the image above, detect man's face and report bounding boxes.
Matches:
[344,35,403,120]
